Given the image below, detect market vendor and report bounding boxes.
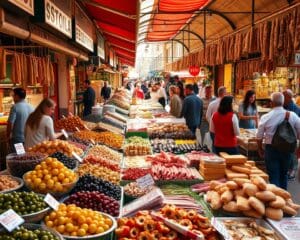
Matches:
[24,98,60,148]
[238,90,258,129]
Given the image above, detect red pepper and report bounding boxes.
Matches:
[137,231,154,240]
[115,226,130,237]
[151,230,162,240]
[166,230,178,239]
[144,219,156,231]
[135,215,147,227]
[118,218,129,227]
[156,223,170,234]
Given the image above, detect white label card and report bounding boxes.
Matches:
[136,174,155,189]
[44,194,60,210]
[14,143,25,155]
[84,124,90,130]
[75,127,80,132]
[61,129,68,139]
[72,152,83,162]
[90,139,95,145]
[0,209,24,232]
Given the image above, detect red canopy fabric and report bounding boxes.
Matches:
[84,0,138,66]
[147,0,211,41]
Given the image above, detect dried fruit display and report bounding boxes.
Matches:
[28,140,83,157]
[0,175,21,191]
[86,145,122,164]
[55,116,85,132]
[123,136,152,156]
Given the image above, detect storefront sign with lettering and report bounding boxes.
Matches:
[8,0,34,15]
[45,0,72,38]
[75,25,93,52]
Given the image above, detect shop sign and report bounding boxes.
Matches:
[75,25,94,52]
[8,0,34,15]
[109,50,114,67]
[295,53,300,65]
[189,65,200,76]
[45,0,72,38]
[98,46,105,59]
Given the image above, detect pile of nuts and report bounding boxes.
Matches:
[0,175,20,191]
[76,163,120,185]
[73,130,124,149]
[124,182,154,198]
[55,116,85,132]
[28,140,83,157]
[86,145,122,163]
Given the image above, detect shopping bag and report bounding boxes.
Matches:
[203,132,212,152]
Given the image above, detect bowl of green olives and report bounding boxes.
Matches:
[0,192,50,223]
[0,223,63,240]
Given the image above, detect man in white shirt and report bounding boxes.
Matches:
[205,86,226,153]
[257,92,300,190]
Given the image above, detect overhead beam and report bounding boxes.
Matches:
[101,30,136,43]
[176,29,204,45]
[80,0,136,19]
[109,43,136,53]
[208,10,236,30]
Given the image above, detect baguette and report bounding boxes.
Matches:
[236,196,251,211]
[231,165,251,175]
[243,183,259,197]
[255,191,276,202]
[269,196,286,209]
[248,196,265,215]
[282,205,297,216]
[251,176,267,190]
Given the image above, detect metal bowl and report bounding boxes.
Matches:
[23,172,78,198]
[0,223,63,240]
[0,175,24,194]
[22,205,51,223]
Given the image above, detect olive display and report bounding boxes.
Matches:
[0,226,60,240]
[50,152,77,170]
[72,174,121,200]
[0,192,47,215]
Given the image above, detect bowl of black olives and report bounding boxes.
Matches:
[0,192,50,223]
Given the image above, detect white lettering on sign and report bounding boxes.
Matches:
[44,194,60,210]
[0,209,24,232]
[295,53,300,65]
[76,25,94,52]
[45,0,72,38]
[136,174,155,189]
[14,143,26,155]
[8,0,34,15]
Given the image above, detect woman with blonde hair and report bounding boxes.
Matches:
[25,98,57,148]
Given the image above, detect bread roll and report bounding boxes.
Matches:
[282,205,297,216]
[286,199,300,211]
[207,191,222,210]
[243,209,263,218]
[226,181,238,190]
[231,165,251,175]
[255,191,276,202]
[232,178,251,187]
[236,196,251,211]
[221,190,234,204]
[265,207,283,220]
[243,183,259,197]
[251,176,267,190]
[267,184,291,199]
[248,196,265,215]
[223,201,239,213]
[209,180,222,190]
[269,196,285,209]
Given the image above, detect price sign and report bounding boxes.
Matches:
[84,124,90,130]
[72,152,83,162]
[136,174,154,189]
[90,139,95,145]
[44,194,60,210]
[211,217,231,240]
[61,129,69,139]
[75,127,80,132]
[14,143,25,155]
[0,209,24,232]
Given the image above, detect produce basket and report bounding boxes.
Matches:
[22,206,51,223]
[23,172,78,198]
[0,223,63,240]
[0,175,24,193]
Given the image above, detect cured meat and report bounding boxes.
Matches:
[278,17,286,51]
[0,48,6,79]
[294,6,300,51]
[11,53,21,85]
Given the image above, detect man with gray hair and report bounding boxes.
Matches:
[257,92,300,189]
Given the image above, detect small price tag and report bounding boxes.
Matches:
[62,115,66,119]
[136,174,154,189]
[72,152,83,162]
[69,112,74,117]
[61,129,68,139]
[14,143,25,155]
[0,209,24,232]
[90,139,95,145]
[75,127,80,132]
[211,217,231,240]
[44,194,60,210]
[84,124,90,130]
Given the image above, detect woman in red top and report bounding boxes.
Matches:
[209,96,240,155]
[133,83,144,99]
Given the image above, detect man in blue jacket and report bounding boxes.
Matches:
[181,84,203,134]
